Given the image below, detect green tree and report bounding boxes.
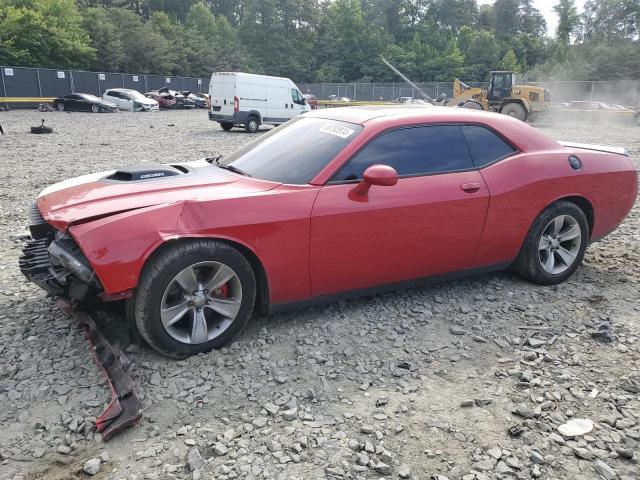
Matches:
[554,0,581,44]
[499,48,521,72]
[428,0,478,31]
[494,0,521,39]
[0,0,95,68]
[519,0,546,37]
[582,0,640,41]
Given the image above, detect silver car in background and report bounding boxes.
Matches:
[103,88,159,112]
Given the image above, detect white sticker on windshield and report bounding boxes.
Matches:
[319,124,355,139]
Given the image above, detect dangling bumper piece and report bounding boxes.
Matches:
[57,300,143,441]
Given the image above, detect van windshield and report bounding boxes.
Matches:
[221,117,363,184]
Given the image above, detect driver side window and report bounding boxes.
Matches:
[332,125,473,182]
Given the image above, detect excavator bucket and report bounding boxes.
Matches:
[57,299,143,441]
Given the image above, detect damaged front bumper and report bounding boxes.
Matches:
[19,203,143,440]
[19,203,102,301]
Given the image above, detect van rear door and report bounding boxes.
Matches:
[210,73,236,116]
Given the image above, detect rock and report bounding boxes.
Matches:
[263,402,279,416]
[213,442,228,456]
[398,464,411,478]
[495,461,513,474]
[56,445,71,455]
[449,326,466,335]
[282,408,298,421]
[593,459,617,480]
[186,447,204,471]
[374,462,393,475]
[530,451,545,464]
[83,458,101,476]
[460,399,475,407]
[149,372,162,386]
[252,416,268,428]
[487,447,502,460]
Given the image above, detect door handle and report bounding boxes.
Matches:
[461,182,481,193]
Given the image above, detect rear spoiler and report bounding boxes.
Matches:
[559,141,628,156]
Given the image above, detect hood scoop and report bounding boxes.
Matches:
[105,164,187,182]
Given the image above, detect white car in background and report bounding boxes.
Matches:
[103,88,159,112]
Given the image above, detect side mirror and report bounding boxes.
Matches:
[352,165,398,196]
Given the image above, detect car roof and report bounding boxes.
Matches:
[106,88,138,93]
[304,105,559,152]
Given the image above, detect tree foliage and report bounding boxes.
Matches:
[1,0,638,82]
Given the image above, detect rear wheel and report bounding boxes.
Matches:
[245,116,259,133]
[134,240,256,358]
[57,103,65,112]
[219,121,234,131]
[501,103,526,121]
[514,201,589,285]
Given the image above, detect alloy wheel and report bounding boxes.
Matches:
[160,261,242,344]
[538,214,582,274]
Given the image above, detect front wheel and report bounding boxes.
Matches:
[91,104,100,113]
[514,201,589,285]
[134,240,256,358]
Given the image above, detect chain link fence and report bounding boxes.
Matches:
[2,66,639,108]
[299,80,640,106]
[0,66,210,108]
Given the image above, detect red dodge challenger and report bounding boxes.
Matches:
[20,107,637,358]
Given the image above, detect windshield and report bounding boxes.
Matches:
[222,117,363,184]
[80,94,101,101]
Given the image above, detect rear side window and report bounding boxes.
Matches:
[461,125,516,168]
[333,125,473,181]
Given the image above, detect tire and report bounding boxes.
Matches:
[134,240,256,358]
[91,104,100,113]
[56,103,65,112]
[244,116,259,133]
[514,201,589,285]
[462,101,484,110]
[501,103,527,121]
[219,121,234,131]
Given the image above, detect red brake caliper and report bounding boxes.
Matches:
[215,283,229,298]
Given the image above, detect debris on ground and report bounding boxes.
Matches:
[30,118,52,134]
[557,418,594,437]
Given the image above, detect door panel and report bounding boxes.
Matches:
[310,171,490,297]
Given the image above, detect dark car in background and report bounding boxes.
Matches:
[53,94,118,113]
[181,91,207,108]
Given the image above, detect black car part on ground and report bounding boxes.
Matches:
[57,299,143,441]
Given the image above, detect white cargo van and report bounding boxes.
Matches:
[208,72,310,133]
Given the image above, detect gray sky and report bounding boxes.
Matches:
[477,0,586,37]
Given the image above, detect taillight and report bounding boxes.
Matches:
[206,96,211,109]
[233,96,239,112]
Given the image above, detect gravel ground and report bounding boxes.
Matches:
[0,109,639,480]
